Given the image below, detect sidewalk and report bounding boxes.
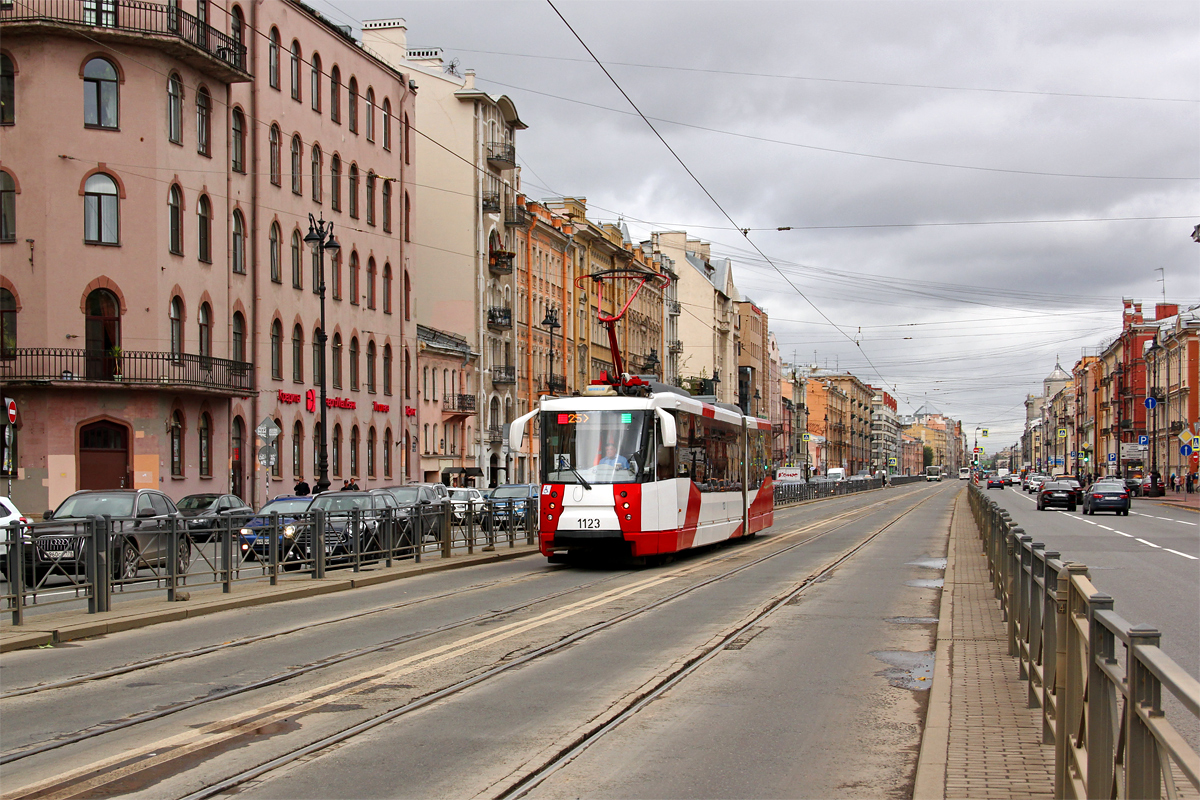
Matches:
[915,490,1056,799]
[1150,489,1200,511]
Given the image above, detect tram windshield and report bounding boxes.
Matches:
[541,409,652,485]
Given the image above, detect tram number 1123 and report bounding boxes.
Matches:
[577,518,602,529]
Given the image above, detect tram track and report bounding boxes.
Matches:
[0,484,940,800]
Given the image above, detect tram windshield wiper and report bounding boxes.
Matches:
[569,466,592,490]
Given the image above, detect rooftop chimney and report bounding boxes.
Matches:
[361,18,408,68]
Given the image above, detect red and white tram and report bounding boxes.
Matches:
[507,266,773,563]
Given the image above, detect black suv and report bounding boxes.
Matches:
[302,490,403,562]
[382,484,449,542]
[177,493,254,541]
[21,489,189,587]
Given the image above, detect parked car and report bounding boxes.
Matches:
[1123,477,1142,497]
[0,496,31,579]
[489,484,540,530]
[1037,481,1078,512]
[21,490,189,586]
[1139,476,1166,498]
[449,487,487,523]
[238,495,313,564]
[1081,481,1130,516]
[382,484,448,542]
[986,475,1005,489]
[303,490,401,562]
[177,493,254,540]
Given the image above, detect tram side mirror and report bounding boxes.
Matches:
[655,407,677,448]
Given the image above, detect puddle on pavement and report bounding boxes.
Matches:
[885,616,939,625]
[907,557,947,570]
[906,578,944,589]
[872,650,935,690]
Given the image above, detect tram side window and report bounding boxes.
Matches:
[655,414,675,481]
[747,429,768,490]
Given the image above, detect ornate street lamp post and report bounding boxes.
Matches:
[540,307,561,394]
[304,214,340,494]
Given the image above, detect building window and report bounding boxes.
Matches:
[331,249,342,299]
[404,348,411,399]
[83,173,119,244]
[168,184,183,254]
[382,263,392,314]
[367,340,376,393]
[312,326,323,385]
[366,171,376,226]
[84,57,118,128]
[230,6,245,53]
[198,413,211,477]
[310,52,321,111]
[404,271,410,320]
[350,337,359,391]
[289,40,301,101]
[382,98,391,150]
[196,87,211,156]
[381,181,391,232]
[0,53,15,125]
[291,229,302,288]
[169,296,183,357]
[311,144,322,202]
[197,194,212,263]
[312,247,320,294]
[290,135,302,194]
[330,154,341,212]
[167,73,183,143]
[348,77,358,133]
[292,323,303,382]
[269,222,281,282]
[404,192,411,242]
[292,421,303,477]
[232,311,246,362]
[270,319,282,379]
[331,332,342,388]
[271,418,282,477]
[350,426,359,478]
[330,65,340,123]
[367,257,376,309]
[171,411,184,476]
[383,428,392,478]
[365,88,375,142]
[0,288,16,358]
[349,251,359,304]
[232,210,246,273]
[269,125,281,185]
[332,423,342,476]
[348,164,359,218]
[268,28,280,89]
[367,427,376,478]
[403,113,411,164]
[197,302,211,358]
[383,343,392,395]
[231,108,246,172]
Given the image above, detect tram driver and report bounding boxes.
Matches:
[598,441,630,470]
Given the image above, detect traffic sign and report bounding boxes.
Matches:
[981,429,989,437]
[1069,451,1076,458]
[1180,429,1198,446]
[1144,397,1157,410]
[888,457,898,466]
[5,398,15,425]
[1108,453,1118,462]
[973,446,984,453]
[257,444,277,467]
[256,416,281,443]
[1057,428,1067,439]
[801,433,811,442]
[1182,445,1194,457]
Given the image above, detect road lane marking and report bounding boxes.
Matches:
[1097,525,1113,531]
[1165,549,1198,560]
[1136,538,1161,548]
[1050,509,1198,556]
[1116,532,1134,537]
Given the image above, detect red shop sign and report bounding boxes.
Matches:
[327,397,356,410]
[372,402,390,413]
[278,390,302,404]
[404,406,417,417]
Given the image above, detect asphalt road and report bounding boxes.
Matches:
[1,483,958,800]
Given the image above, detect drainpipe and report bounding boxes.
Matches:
[249,0,261,508]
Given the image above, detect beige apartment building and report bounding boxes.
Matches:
[735,298,768,418]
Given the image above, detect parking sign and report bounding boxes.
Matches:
[1108,453,1117,463]
[1139,435,1149,446]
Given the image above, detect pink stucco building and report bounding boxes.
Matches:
[0,1,416,513]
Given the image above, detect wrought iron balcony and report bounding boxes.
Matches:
[0,348,254,394]
[488,250,514,275]
[486,142,517,169]
[487,306,513,330]
[1,0,250,80]
[442,393,477,414]
[486,426,504,445]
[481,191,501,213]
[667,300,681,316]
[545,374,566,392]
[505,203,529,227]
[667,339,683,353]
[492,365,516,385]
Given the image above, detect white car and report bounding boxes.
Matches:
[449,487,486,523]
[0,496,31,578]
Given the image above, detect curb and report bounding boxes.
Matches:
[1,546,538,653]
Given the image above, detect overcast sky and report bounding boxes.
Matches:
[332,0,1199,452]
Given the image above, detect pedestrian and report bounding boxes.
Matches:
[349,477,360,491]
[1188,472,1196,493]
[293,478,310,496]
[340,480,350,491]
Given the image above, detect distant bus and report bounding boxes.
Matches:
[925,466,943,482]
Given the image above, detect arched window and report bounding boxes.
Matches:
[383,343,392,395]
[84,173,119,244]
[269,222,282,282]
[311,245,320,293]
[231,108,246,172]
[404,271,411,320]
[312,326,323,385]
[84,58,118,128]
[290,134,302,194]
[1,53,15,125]
[349,336,359,391]
[330,65,341,123]
[197,302,211,358]
[292,421,303,477]
[350,426,359,478]
[348,163,359,218]
[404,192,411,242]
[331,249,342,300]
[332,423,342,476]
[232,209,246,273]
[349,251,359,304]
[270,319,282,379]
[196,86,211,156]
[198,412,212,476]
[197,194,212,263]
[291,229,302,288]
[366,257,376,309]
[171,411,184,476]
[381,181,391,233]
[168,184,183,254]
[330,154,341,211]
[310,52,321,111]
[268,27,280,89]
[366,171,376,226]
[230,6,245,53]
[366,340,376,393]
[382,263,392,314]
[167,73,183,143]
[269,125,282,185]
[312,422,320,481]
[231,414,245,492]
[433,423,439,454]
[232,311,246,362]
[383,428,392,478]
[331,332,342,388]
[290,40,301,101]
[292,323,303,382]
[1,288,17,357]
[404,348,411,399]
[381,98,391,150]
[271,418,282,477]
[367,426,376,478]
[311,144,322,202]
[365,88,375,142]
[348,77,358,133]
[169,296,183,357]
[423,423,429,453]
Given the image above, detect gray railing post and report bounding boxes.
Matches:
[9,522,24,625]
[466,503,475,555]
[269,511,279,585]
[383,508,394,568]
[97,515,112,612]
[1027,541,1046,697]
[314,509,326,578]
[1086,592,1116,800]
[221,513,232,593]
[1056,564,1087,799]
[483,501,495,552]
[442,500,453,559]
[351,509,361,573]
[1015,532,1032,660]
[1125,624,1163,800]
[167,515,179,602]
[412,507,422,564]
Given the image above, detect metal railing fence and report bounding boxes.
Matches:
[774,476,885,506]
[967,483,1198,799]
[0,348,254,392]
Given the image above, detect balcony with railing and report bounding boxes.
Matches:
[481,191,501,213]
[545,374,566,393]
[505,203,529,227]
[442,393,477,414]
[667,300,681,316]
[1,0,250,80]
[487,306,513,330]
[667,339,683,353]
[492,365,516,385]
[486,426,504,446]
[486,142,517,169]
[0,348,254,395]
[488,250,514,275]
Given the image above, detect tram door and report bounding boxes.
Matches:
[79,420,130,489]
